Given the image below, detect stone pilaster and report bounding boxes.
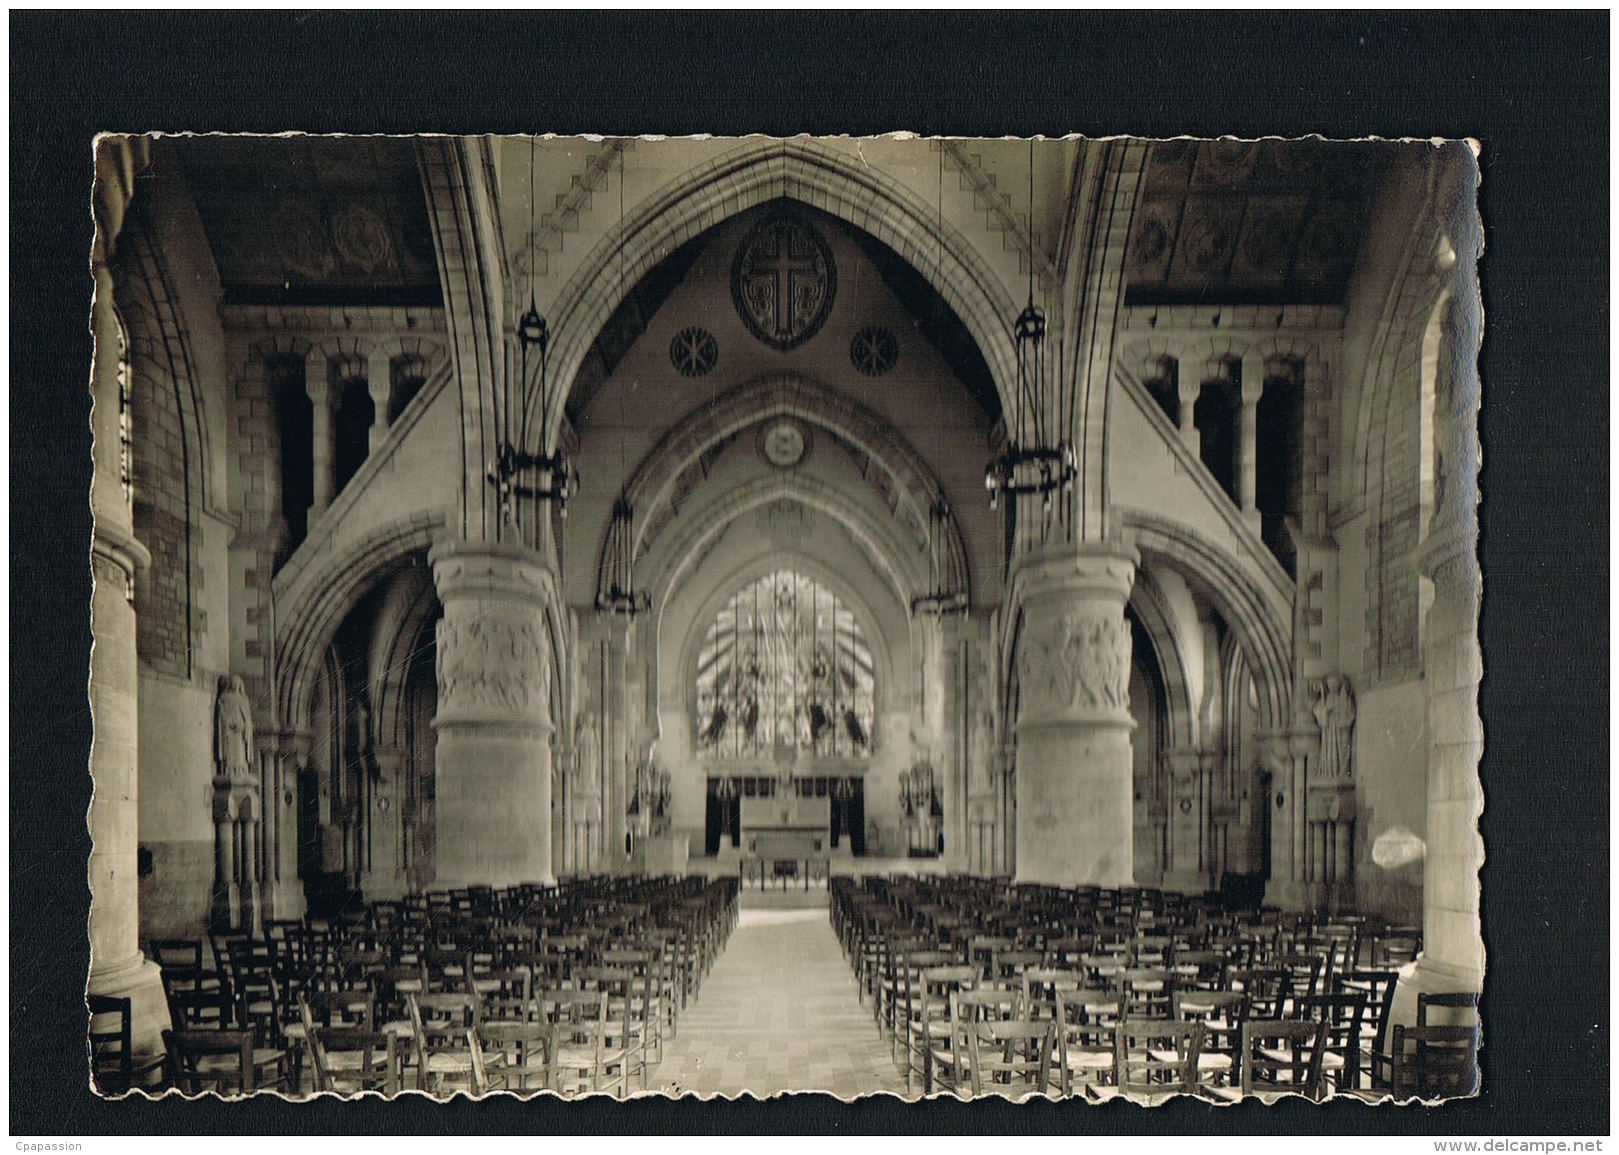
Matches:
[430,540,556,887]
[1176,352,1201,450]
[1162,747,1208,892]
[1238,349,1265,530]
[366,352,393,453]
[363,744,408,900]
[1262,725,1317,909]
[1010,545,1138,886]
[304,358,334,518]
[258,729,307,921]
[603,616,630,871]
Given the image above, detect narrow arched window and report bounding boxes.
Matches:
[694,571,875,759]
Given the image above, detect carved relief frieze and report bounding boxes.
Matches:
[435,613,550,719]
[1017,608,1133,722]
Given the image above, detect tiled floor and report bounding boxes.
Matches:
[649,907,911,1099]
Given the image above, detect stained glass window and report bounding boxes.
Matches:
[694,571,875,759]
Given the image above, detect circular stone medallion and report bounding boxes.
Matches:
[759,420,808,468]
[731,213,836,351]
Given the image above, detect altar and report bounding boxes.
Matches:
[740,791,831,857]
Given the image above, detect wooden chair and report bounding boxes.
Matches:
[306,1025,400,1096]
[406,992,480,1095]
[1418,990,1480,1026]
[165,986,232,1031]
[964,1018,1054,1099]
[895,948,955,1065]
[1238,1018,1328,1100]
[87,994,164,1094]
[163,1027,288,1095]
[1117,967,1176,1020]
[947,988,1022,1098]
[906,964,976,1095]
[477,1018,550,1095]
[1228,967,1290,1019]
[1053,988,1122,1098]
[466,1027,507,1096]
[579,965,651,1094]
[1391,1023,1480,1100]
[540,987,627,1098]
[1291,991,1366,1094]
[151,938,219,998]
[1173,988,1247,1088]
[1112,1019,1204,1102]
[1337,969,1399,1089]
[602,947,666,1064]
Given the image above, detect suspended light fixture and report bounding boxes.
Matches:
[911,497,967,616]
[598,146,651,618]
[489,135,578,529]
[984,138,1075,513]
[600,497,652,617]
[911,146,967,618]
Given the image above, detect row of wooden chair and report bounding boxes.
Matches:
[832,875,1476,1102]
[133,875,738,1097]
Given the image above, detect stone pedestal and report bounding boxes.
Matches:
[430,541,556,887]
[1011,547,1138,887]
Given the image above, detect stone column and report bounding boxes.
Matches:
[603,616,630,871]
[1411,291,1484,994]
[1238,349,1266,530]
[367,352,393,453]
[1176,353,1201,449]
[1011,546,1138,886]
[88,258,169,1058]
[305,357,335,518]
[430,540,556,887]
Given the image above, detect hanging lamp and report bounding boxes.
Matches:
[984,138,1075,513]
[598,145,651,618]
[488,135,578,531]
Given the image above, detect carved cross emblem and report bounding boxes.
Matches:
[731,213,836,351]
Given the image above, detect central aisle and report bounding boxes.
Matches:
[650,906,911,1098]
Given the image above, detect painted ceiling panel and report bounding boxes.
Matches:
[1127,139,1388,305]
[166,136,442,304]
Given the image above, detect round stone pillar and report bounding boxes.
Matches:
[1011,546,1138,887]
[87,256,168,1063]
[430,540,556,887]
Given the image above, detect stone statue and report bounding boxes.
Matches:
[573,711,600,796]
[214,674,256,784]
[1311,674,1356,780]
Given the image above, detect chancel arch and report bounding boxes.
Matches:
[527,138,1023,454]
[597,372,972,613]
